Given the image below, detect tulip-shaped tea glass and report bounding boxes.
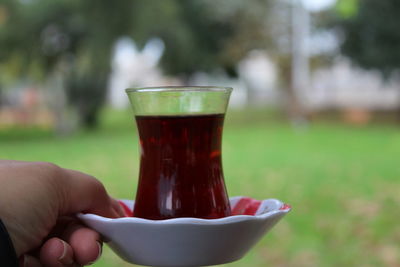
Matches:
[126,86,232,220]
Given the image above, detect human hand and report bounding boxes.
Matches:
[0,160,125,267]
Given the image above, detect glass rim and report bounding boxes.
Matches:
[125,86,233,93]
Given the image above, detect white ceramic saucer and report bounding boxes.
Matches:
[78,197,291,267]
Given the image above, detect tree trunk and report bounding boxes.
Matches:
[277,56,308,125]
[0,84,3,107]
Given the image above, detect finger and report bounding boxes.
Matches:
[46,217,77,239]
[61,222,102,266]
[57,168,120,218]
[111,198,126,217]
[39,238,75,267]
[19,254,43,267]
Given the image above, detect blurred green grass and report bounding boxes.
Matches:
[1,108,399,266]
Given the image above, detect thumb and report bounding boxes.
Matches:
[57,168,120,218]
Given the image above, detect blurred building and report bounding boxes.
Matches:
[0,85,54,128]
[309,57,400,110]
[108,37,182,109]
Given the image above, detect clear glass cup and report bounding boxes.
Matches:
[126,86,232,220]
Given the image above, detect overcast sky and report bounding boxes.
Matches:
[302,0,337,12]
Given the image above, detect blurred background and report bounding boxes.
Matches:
[1,0,399,266]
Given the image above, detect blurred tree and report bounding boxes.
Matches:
[0,0,135,128]
[335,0,358,19]
[207,1,315,122]
[339,0,400,76]
[206,0,275,105]
[128,0,237,79]
[64,0,135,127]
[221,0,309,121]
[0,0,245,128]
[4,0,315,126]
[337,0,400,118]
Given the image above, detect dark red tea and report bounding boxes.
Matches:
[133,114,231,220]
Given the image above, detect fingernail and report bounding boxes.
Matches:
[117,204,125,217]
[87,241,102,265]
[58,240,74,265]
[21,255,41,267]
[114,201,125,217]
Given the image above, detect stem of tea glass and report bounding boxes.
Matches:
[126,86,232,220]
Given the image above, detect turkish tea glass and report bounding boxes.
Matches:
[126,86,232,220]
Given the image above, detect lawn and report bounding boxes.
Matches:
[1,109,399,266]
